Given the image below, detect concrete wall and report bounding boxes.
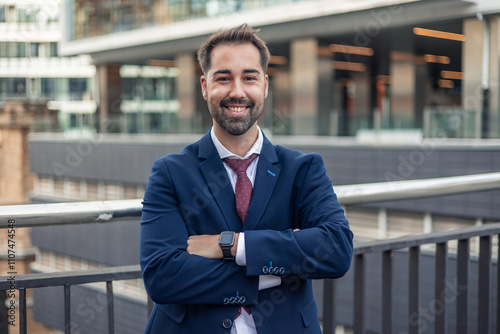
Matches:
[29,134,500,219]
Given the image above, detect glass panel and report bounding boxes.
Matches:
[41,78,55,99]
[13,78,27,96]
[16,42,26,57]
[30,43,40,57]
[49,42,58,57]
[71,0,307,40]
[0,42,8,58]
[69,78,88,100]
[0,6,5,22]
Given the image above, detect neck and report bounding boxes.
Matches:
[213,124,259,157]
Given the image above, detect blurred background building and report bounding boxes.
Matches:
[2,0,500,333]
[0,0,95,134]
[56,0,500,139]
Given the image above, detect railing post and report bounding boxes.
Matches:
[0,290,7,333]
[64,284,71,334]
[106,281,115,334]
[457,239,469,334]
[435,242,448,334]
[354,253,365,334]
[478,235,491,334]
[382,250,393,334]
[322,279,336,334]
[19,288,27,334]
[408,246,420,334]
[497,234,500,334]
[147,296,154,317]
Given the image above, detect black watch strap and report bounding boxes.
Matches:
[219,231,235,261]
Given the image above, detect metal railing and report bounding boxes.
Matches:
[1,172,500,334]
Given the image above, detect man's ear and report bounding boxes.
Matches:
[264,74,269,99]
[201,76,207,100]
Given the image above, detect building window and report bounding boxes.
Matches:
[69,78,88,100]
[16,42,26,57]
[49,42,58,57]
[13,78,27,95]
[0,6,5,22]
[30,42,40,57]
[0,78,28,97]
[41,78,55,99]
[17,5,37,23]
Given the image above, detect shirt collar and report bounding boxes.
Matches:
[211,126,263,160]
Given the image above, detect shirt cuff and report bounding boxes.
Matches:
[258,275,281,290]
[235,233,281,291]
[235,232,246,266]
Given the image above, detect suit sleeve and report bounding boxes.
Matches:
[244,154,353,279]
[140,158,259,305]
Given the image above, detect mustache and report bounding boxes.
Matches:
[220,98,255,108]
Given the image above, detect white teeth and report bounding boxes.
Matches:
[227,107,246,112]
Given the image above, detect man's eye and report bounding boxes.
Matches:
[245,76,257,81]
[216,77,229,82]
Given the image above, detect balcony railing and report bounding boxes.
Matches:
[1,172,500,334]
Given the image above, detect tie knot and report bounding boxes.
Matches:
[223,153,259,173]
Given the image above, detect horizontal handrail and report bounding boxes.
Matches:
[2,220,500,290]
[334,171,500,205]
[0,265,141,290]
[0,199,142,228]
[1,172,500,228]
[354,221,500,255]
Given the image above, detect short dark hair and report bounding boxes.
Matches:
[197,23,270,75]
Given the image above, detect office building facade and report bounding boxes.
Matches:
[58,0,500,138]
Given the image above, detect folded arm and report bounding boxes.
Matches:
[140,159,259,305]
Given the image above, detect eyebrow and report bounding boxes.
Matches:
[212,68,261,75]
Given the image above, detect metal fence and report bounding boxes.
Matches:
[1,172,500,334]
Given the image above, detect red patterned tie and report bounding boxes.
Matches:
[223,154,258,320]
[223,153,259,225]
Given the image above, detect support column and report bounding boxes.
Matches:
[269,68,290,135]
[291,38,318,135]
[317,48,333,136]
[0,101,33,206]
[95,64,122,133]
[462,18,485,138]
[0,100,44,331]
[390,29,416,129]
[489,16,500,138]
[352,71,371,130]
[176,53,197,133]
[390,51,416,128]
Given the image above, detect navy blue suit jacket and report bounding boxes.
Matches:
[140,132,353,333]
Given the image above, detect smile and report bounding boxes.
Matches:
[226,106,248,112]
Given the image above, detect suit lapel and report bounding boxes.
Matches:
[198,132,242,232]
[243,135,280,231]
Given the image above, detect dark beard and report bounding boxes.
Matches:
[209,98,263,136]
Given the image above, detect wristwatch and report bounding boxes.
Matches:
[219,231,235,261]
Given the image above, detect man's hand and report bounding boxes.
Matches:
[187,234,239,259]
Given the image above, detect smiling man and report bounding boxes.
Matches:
[140,24,353,334]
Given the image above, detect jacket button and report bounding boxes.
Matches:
[223,318,232,329]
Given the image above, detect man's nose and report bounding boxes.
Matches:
[229,81,245,98]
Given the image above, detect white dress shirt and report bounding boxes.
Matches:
[210,128,281,334]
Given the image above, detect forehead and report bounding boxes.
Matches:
[209,43,262,73]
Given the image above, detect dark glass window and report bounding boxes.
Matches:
[41,78,55,99]
[0,6,5,22]
[69,78,88,100]
[16,42,26,57]
[12,78,27,95]
[30,43,39,57]
[49,42,58,57]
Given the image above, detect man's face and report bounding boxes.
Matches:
[201,43,268,136]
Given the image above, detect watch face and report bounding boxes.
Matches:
[220,232,234,245]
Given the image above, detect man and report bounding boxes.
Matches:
[140,23,353,334]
